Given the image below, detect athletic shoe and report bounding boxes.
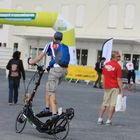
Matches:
[94,85,98,88]
[105,120,112,125]
[8,102,13,105]
[49,114,59,120]
[99,86,103,89]
[97,118,104,125]
[36,108,52,118]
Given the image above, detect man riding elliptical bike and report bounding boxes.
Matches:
[29,32,70,119]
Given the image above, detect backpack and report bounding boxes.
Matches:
[55,43,70,68]
[10,60,20,77]
[95,62,99,71]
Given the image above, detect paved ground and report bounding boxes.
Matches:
[0,68,140,140]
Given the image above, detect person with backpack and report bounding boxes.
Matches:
[29,31,70,118]
[6,51,25,105]
[94,57,106,88]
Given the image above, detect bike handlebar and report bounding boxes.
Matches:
[27,57,45,72]
[27,57,36,65]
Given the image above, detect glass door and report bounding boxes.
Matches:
[123,53,140,70]
[123,54,131,69]
[81,49,88,65]
[132,54,139,70]
[76,49,88,65]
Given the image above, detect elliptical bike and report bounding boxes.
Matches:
[15,60,74,140]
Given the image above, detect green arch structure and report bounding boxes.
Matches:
[0,9,77,64]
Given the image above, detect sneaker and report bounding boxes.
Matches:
[8,102,13,105]
[94,85,98,88]
[97,118,104,125]
[105,120,112,125]
[36,108,52,118]
[50,114,59,120]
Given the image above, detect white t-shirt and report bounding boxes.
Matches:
[126,61,134,70]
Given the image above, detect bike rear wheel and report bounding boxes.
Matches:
[53,115,69,140]
[15,110,27,133]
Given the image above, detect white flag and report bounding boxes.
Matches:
[102,38,113,63]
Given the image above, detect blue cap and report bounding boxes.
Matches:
[54,32,63,41]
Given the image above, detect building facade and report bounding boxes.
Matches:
[0,0,140,70]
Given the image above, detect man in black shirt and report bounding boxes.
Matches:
[94,57,106,88]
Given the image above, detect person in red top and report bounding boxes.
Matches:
[97,51,124,125]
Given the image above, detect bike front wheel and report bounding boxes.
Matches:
[15,110,27,133]
[53,115,69,140]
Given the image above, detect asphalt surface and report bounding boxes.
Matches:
[0,68,140,140]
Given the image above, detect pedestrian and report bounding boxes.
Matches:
[94,57,106,88]
[97,51,124,125]
[6,51,25,105]
[29,31,70,119]
[125,61,136,90]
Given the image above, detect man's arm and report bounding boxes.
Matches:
[6,60,11,70]
[102,74,105,88]
[29,51,45,65]
[117,77,124,96]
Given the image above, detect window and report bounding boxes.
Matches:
[61,5,69,20]
[132,54,139,70]
[76,49,88,65]
[96,50,102,61]
[3,43,7,47]
[0,42,2,47]
[29,47,37,69]
[38,48,46,65]
[123,53,139,70]
[123,54,131,69]
[124,4,135,29]
[13,43,18,51]
[75,5,85,27]
[81,49,88,65]
[108,4,118,28]
[29,46,46,69]
[76,49,80,65]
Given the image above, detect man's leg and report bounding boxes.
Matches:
[108,106,115,121]
[36,90,52,117]
[127,72,131,89]
[98,89,111,124]
[45,90,50,108]
[49,94,57,115]
[13,79,20,104]
[8,79,14,104]
[94,73,99,87]
[99,104,106,118]
[105,106,115,125]
[98,104,106,124]
[98,73,102,88]
[132,71,136,89]
[106,88,119,125]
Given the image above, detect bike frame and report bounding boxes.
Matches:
[15,63,74,140]
[23,65,51,132]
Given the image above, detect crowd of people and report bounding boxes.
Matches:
[5,31,134,125]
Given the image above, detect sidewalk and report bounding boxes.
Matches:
[0,69,140,140]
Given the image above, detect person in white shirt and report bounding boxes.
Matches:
[125,61,136,90]
[29,32,70,118]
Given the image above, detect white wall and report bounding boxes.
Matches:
[1,0,140,69]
